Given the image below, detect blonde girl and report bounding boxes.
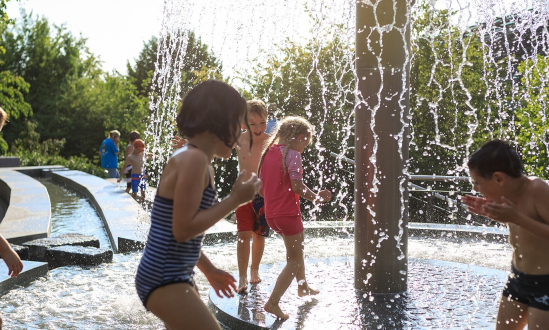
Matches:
[258,116,332,319]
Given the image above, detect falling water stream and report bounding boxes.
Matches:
[2,0,548,328]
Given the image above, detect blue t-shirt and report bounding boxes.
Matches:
[99,138,119,169]
[266,118,277,135]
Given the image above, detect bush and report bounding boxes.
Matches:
[13,150,109,178]
[6,119,108,178]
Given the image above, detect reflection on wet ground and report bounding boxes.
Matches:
[210,256,506,329]
[0,215,512,329]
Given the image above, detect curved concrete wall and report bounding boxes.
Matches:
[0,169,51,244]
[52,170,149,254]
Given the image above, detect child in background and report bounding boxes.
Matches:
[462,140,549,330]
[99,130,120,178]
[119,139,149,203]
[235,99,271,292]
[265,103,278,135]
[134,80,261,330]
[123,131,141,193]
[258,116,332,319]
[0,107,23,329]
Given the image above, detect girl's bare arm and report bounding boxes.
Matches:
[172,151,260,242]
[291,180,331,203]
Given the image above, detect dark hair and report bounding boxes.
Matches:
[176,80,248,148]
[468,140,524,178]
[129,131,140,142]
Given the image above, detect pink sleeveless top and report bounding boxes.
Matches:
[260,144,303,218]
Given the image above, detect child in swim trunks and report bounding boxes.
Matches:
[134,80,261,330]
[119,139,150,203]
[258,116,332,320]
[462,140,549,329]
[234,99,272,292]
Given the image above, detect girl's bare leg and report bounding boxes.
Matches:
[250,232,265,283]
[528,307,549,330]
[264,232,304,320]
[147,282,221,330]
[237,231,252,292]
[295,262,319,297]
[495,297,528,330]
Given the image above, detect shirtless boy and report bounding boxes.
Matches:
[462,140,549,330]
[119,139,150,202]
[235,99,272,292]
[123,131,141,193]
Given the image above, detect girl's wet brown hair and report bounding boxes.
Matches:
[258,116,313,178]
[176,80,249,148]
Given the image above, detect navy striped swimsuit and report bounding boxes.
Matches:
[135,149,217,307]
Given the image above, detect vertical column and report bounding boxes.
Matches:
[354,0,410,293]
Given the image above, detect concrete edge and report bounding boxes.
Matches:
[129,221,508,251]
[51,172,119,253]
[118,237,146,254]
[0,261,48,296]
[208,294,269,330]
[0,168,55,242]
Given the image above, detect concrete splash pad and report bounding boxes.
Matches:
[210,256,507,329]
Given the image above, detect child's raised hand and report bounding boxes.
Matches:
[230,170,262,205]
[461,194,490,216]
[2,248,23,278]
[171,136,187,150]
[316,189,332,203]
[205,267,237,298]
[484,196,519,224]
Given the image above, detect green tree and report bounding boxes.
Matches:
[0,12,102,152]
[514,55,549,177]
[142,31,224,187]
[0,1,31,154]
[127,36,157,98]
[409,4,503,175]
[128,32,222,99]
[0,12,149,160]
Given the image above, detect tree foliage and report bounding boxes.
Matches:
[410,5,498,175]
[514,55,549,177]
[0,12,149,159]
[0,0,31,153]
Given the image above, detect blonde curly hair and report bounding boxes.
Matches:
[258,116,313,178]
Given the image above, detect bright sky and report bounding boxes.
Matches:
[6,0,534,77]
[7,0,164,74]
[5,0,348,77]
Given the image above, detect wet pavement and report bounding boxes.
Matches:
[210,256,506,329]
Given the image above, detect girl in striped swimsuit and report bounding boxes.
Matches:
[135,80,261,330]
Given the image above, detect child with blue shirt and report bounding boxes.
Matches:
[99,130,120,178]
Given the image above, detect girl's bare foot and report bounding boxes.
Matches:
[238,277,248,293]
[264,300,289,320]
[298,284,319,297]
[250,269,262,284]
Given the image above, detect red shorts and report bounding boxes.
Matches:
[266,216,303,236]
[236,202,255,232]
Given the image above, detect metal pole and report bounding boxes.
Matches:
[354,0,410,293]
